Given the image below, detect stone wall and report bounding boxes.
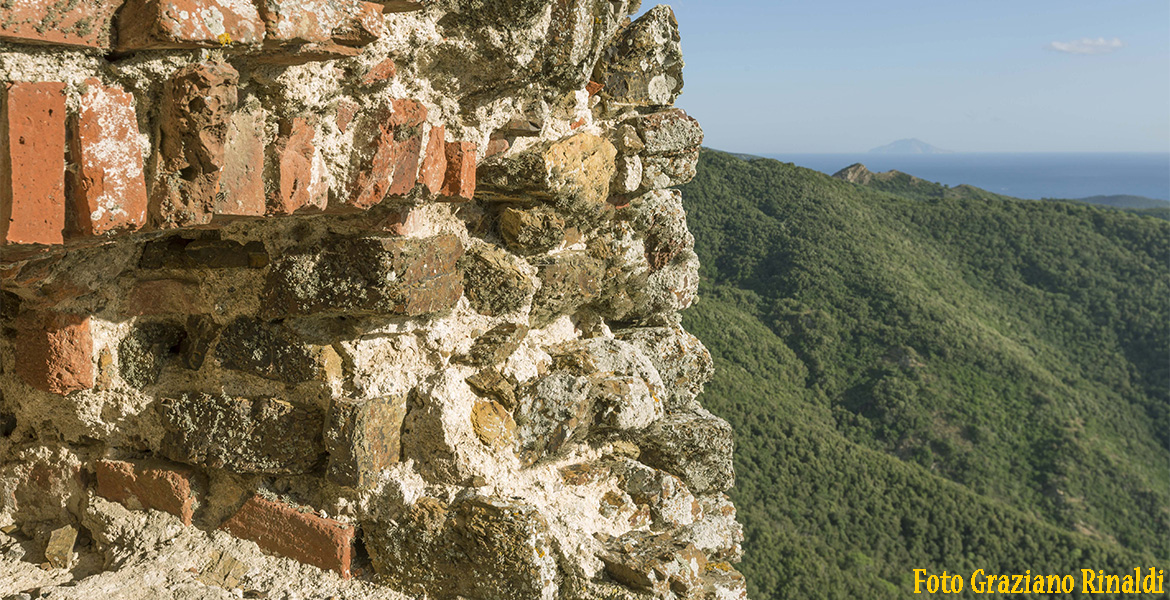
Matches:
[0,1,745,598]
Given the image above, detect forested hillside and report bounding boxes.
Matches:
[679,149,1169,598]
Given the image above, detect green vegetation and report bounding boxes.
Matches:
[679,149,1169,599]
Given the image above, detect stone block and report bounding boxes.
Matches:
[138,234,268,269]
[615,325,712,412]
[95,458,198,525]
[530,251,604,326]
[216,109,268,217]
[460,243,534,317]
[637,409,735,495]
[366,495,558,599]
[220,494,354,578]
[264,234,463,318]
[458,322,528,367]
[0,0,122,48]
[13,312,92,395]
[43,524,77,569]
[348,99,426,209]
[118,320,187,388]
[465,368,517,410]
[1,81,66,246]
[362,58,397,85]
[125,279,200,317]
[259,0,384,46]
[514,371,592,465]
[215,317,339,384]
[498,206,565,255]
[324,395,408,488]
[157,394,325,474]
[116,0,265,51]
[635,108,703,155]
[476,133,614,212]
[471,400,515,449]
[599,531,706,598]
[69,80,148,237]
[594,5,683,108]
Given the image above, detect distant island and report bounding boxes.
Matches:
[868,138,953,154]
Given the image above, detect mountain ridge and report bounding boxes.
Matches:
[868,138,953,154]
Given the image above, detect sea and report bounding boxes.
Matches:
[761,153,1170,202]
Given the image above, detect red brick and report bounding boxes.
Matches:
[216,110,267,217]
[362,58,397,85]
[586,81,604,96]
[348,99,426,209]
[379,208,423,236]
[152,61,238,228]
[335,99,359,133]
[69,80,148,238]
[96,459,197,526]
[440,141,476,202]
[259,0,382,46]
[484,136,510,158]
[115,0,265,51]
[418,124,446,195]
[0,0,122,49]
[221,494,355,578]
[272,118,328,215]
[14,312,93,395]
[0,82,66,246]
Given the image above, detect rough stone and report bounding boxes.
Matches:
[419,124,447,195]
[157,393,325,474]
[614,459,699,529]
[471,400,516,449]
[0,0,121,48]
[13,312,92,395]
[264,234,464,318]
[69,80,148,237]
[476,133,616,212]
[116,0,266,51]
[118,320,187,388]
[638,409,735,495]
[460,243,535,317]
[594,5,684,108]
[220,494,355,578]
[215,317,338,384]
[138,234,269,269]
[615,325,713,412]
[43,524,77,569]
[599,531,706,598]
[514,370,592,465]
[366,495,558,600]
[1,81,67,246]
[499,206,565,254]
[459,322,529,367]
[465,368,517,410]
[324,394,408,488]
[530,251,605,326]
[642,149,700,190]
[95,459,198,526]
[636,109,704,155]
[259,0,384,46]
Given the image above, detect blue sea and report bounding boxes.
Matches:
[761,153,1170,202]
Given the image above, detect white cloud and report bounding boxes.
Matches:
[1047,37,1123,55]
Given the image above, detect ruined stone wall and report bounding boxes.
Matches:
[0,1,745,598]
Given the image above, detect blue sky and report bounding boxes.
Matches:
[638,1,1170,153]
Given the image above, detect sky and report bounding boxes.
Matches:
[634,0,1170,153]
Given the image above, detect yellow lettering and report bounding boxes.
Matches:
[1103,574,1119,594]
[1033,574,1046,593]
[1046,574,1061,592]
[1061,575,1074,593]
[1081,569,1097,593]
[972,570,987,594]
[914,569,928,594]
[1123,572,1136,594]
[998,575,1010,593]
[1011,574,1024,594]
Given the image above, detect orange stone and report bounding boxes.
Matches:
[273,118,328,214]
[116,0,265,51]
[348,99,426,209]
[96,459,197,526]
[418,124,447,195]
[14,312,93,395]
[70,80,148,237]
[1,82,66,246]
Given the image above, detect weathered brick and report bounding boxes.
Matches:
[439,141,476,201]
[361,57,397,85]
[13,312,92,395]
[265,234,463,318]
[348,99,426,209]
[335,98,359,133]
[96,458,198,525]
[418,124,446,195]
[259,0,383,46]
[152,61,239,228]
[221,494,354,578]
[157,394,325,474]
[115,0,265,51]
[216,109,267,217]
[324,395,407,488]
[1,82,66,246]
[272,117,328,215]
[69,80,148,237]
[0,0,122,49]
